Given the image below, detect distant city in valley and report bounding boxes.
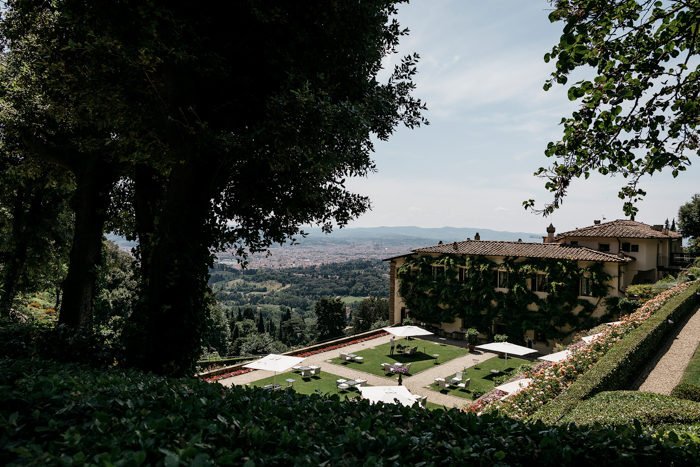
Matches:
[108,226,541,269]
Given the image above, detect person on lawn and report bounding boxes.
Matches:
[390,337,395,355]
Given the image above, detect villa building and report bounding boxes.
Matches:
[384,219,684,352]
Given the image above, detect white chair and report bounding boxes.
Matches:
[438,380,450,390]
[336,378,347,384]
[301,369,312,377]
[354,356,364,363]
[449,371,463,384]
[292,366,302,372]
[355,379,367,387]
[338,383,349,392]
[404,363,412,373]
[381,363,392,372]
[340,353,349,362]
[310,366,320,375]
[457,378,471,391]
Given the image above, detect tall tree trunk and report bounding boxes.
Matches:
[125,160,214,376]
[58,162,114,331]
[0,187,45,315]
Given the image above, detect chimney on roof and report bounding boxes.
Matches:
[518,239,522,242]
[452,241,458,250]
[546,223,556,243]
[438,240,443,245]
[594,220,601,225]
[474,232,480,241]
[662,228,669,235]
[652,225,663,232]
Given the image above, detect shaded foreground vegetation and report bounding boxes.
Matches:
[3,357,700,466]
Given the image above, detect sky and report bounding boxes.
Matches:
[341,0,700,236]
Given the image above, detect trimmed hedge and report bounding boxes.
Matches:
[671,382,700,402]
[560,391,700,427]
[3,358,700,466]
[532,282,700,424]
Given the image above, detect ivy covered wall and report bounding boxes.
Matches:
[396,254,615,342]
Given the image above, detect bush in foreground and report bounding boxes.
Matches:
[560,391,700,427]
[2,358,700,466]
[671,382,700,403]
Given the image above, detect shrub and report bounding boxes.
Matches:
[494,334,508,342]
[466,328,480,345]
[560,391,700,427]
[626,284,654,299]
[671,382,700,402]
[4,358,700,465]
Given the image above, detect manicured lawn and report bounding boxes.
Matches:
[340,296,365,304]
[248,370,365,401]
[681,342,700,387]
[248,369,449,411]
[427,356,531,401]
[328,339,470,378]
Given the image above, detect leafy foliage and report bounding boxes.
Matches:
[527,1,700,216]
[561,391,700,427]
[397,254,613,341]
[3,357,700,466]
[314,297,346,341]
[671,382,700,403]
[678,194,700,252]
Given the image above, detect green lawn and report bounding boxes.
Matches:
[328,339,470,378]
[681,343,700,387]
[340,296,365,304]
[427,357,531,401]
[248,370,365,400]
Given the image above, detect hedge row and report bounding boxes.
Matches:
[560,391,700,427]
[532,282,700,424]
[3,358,700,466]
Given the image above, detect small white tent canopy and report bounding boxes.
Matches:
[538,350,571,363]
[383,326,434,338]
[358,386,418,407]
[243,354,306,385]
[495,378,532,396]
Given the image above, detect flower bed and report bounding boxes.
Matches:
[201,368,254,383]
[467,282,698,419]
[290,332,389,358]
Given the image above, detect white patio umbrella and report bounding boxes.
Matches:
[495,378,532,396]
[475,342,538,369]
[243,354,306,385]
[538,350,572,363]
[358,386,418,407]
[383,325,433,339]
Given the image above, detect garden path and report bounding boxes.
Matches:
[217,334,498,408]
[631,303,700,395]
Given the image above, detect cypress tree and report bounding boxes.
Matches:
[257,311,265,333]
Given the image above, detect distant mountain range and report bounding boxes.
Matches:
[106,226,542,250]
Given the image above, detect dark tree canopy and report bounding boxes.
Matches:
[526,0,700,216]
[0,0,426,376]
[314,297,346,341]
[678,194,700,252]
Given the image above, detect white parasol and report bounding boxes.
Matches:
[475,342,538,369]
[383,325,433,339]
[243,354,306,385]
[358,386,418,407]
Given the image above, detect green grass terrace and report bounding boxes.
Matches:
[428,357,532,401]
[328,338,470,377]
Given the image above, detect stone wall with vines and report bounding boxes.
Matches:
[397,254,614,341]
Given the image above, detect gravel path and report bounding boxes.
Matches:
[217,335,497,409]
[631,303,700,395]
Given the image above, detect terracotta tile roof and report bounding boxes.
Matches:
[554,220,682,240]
[409,240,632,263]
